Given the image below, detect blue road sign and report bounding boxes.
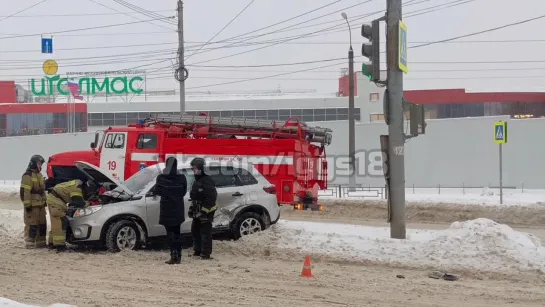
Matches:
[494,121,507,144]
[139,163,147,171]
[398,20,408,73]
[41,38,53,54]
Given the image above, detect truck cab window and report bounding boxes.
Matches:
[104,133,125,149]
[136,134,158,149]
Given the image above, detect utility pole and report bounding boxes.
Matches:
[386,0,406,239]
[177,0,186,114]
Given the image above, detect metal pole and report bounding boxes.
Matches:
[177,0,186,114]
[348,47,356,190]
[386,0,406,239]
[342,12,356,191]
[499,143,503,204]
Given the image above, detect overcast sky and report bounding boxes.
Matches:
[1,0,544,94]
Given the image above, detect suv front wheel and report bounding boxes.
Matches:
[231,212,264,240]
[105,220,140,252]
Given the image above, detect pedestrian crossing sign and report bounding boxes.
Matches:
[494,121,507,144]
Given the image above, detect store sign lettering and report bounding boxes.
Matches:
[30,76,144,96]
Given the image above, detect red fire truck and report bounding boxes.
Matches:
[46,113,332,210]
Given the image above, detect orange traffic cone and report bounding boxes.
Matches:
[300,256,313,278]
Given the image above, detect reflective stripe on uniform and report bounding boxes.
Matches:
[201,205,217,213]
[21,184,31,190]
[51,234,66,245]
[69,191,83,197]
[31,177,38,182]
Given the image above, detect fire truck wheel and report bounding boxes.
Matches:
[231,212,264,240]
[105,219,140,252]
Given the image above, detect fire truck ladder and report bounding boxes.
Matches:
[145,113,333,146]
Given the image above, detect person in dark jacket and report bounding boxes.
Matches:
[154,157,187,264]
[188,157,217,260]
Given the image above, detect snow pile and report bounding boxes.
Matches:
[422,218,544,272]
[0,209,23,240]
[229,218,545,273]
[0,297,75,307]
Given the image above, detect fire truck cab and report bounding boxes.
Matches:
[47,113,332,210]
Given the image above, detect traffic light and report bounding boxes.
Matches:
[361,19,380,81]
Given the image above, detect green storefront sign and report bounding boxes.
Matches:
[30,75,144,96]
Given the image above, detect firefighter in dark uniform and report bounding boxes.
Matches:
[20,155,47,248]
[188,158,217,260]
[46,179,97,251]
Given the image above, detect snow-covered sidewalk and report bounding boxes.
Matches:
[2,183,544,206]
[321,187,545,206]
[236,218,545,274]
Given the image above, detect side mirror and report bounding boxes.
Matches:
[91,132,99,149]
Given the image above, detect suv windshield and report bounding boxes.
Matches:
[123,166,162,195]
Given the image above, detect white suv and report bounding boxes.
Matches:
[67,161,281,252]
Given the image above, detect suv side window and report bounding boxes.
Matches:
[236,168,258,185]
[136,134,158,149]
[207,166,238,188]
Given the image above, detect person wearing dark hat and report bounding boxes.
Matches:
[20,155,47,248]
[188,157,217,260]
[154,157,187,264]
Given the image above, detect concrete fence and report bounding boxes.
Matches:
[1,116,545,188]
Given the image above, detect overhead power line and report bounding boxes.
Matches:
[0,16,176,40]
[214,0,347,44]
[0,10,173,18]
[4,38,545,54]
[185,0,465,61]
[113,0,177,26]
[86,0,175,31]
[0,31,173,37]
[185,0,256,61]
[0,0,48,23]
[186,61,346,90]
[411,13,545,49]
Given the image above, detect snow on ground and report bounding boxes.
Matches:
[228,218,545,274]
[0,297,74,307]
[4,206,538,274]
[1,180,543,206]
[320,187,545,206]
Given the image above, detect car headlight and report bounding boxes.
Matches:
[73,206,102,218]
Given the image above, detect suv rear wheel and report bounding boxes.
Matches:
[231,212,264,240]
[105,220,140,252]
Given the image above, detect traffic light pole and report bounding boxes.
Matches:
[386,0,406,239]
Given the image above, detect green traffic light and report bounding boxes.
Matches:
[361,63,372,80]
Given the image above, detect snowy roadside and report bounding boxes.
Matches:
[2,207,540,275]
[224,218,545,275]
[0,297,74,307]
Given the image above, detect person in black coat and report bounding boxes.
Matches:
[154,157,187,264]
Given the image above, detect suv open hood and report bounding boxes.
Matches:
[74,161,133,196]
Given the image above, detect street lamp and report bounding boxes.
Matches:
[341,12,356,190]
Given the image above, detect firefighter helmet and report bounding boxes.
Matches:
[190,157,206,170]
[28,154,45,170]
